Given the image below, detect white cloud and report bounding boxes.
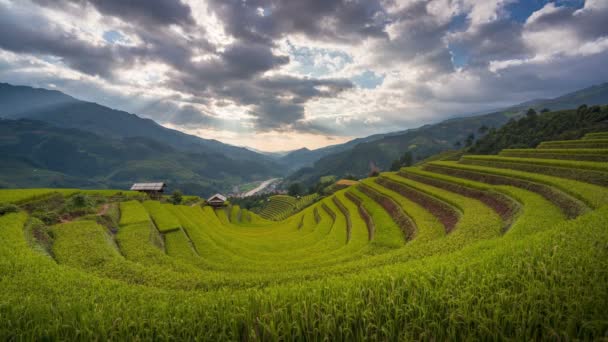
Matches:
[0,0,607,151]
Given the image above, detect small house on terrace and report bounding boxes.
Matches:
[207,193,227,207]
[130,182,166,199]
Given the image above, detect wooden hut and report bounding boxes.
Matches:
[207,193,227,207]
[130,182,166,199]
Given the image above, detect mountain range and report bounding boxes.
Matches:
[1,82,607,195]
[0,83,273,162]
[284,82,608,186]
[0,83,284,195]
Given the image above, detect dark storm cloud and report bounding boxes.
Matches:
[29,0,208,74]
[207,0,389,44]
[255,76,352,101]
[216,43,290,80]
[169,73,354,131]
[0,0,384,133]
[168,105,226,128]
[34,0,195,27]
[368,1,455,74]
[89,0,194,27]
[164,43,290,96]
[0,1,208,78]
[248,76,353,130]
[450,19,529,67]
[0,3,138,78]
[2,0,608,139]
[526,3,608,40]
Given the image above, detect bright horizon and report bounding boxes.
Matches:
[1,0,608,151]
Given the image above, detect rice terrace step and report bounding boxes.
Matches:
[2,130,608,339]
[1,1,608,338]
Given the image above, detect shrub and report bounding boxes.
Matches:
[71,194,89,207]
[170,191,183,205]
[32,210,61,225]
[0,203,19,216]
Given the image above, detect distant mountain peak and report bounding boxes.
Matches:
[0,82,277,164]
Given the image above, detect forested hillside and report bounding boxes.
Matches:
[286,83,608,186]
[0,119,282,195]
[0,83,275,162]
[471,105,608,154]
[286,112,512,186]
[277,132,398,171]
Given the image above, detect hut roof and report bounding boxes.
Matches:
[130,182,166,191]
[208,193,227,202]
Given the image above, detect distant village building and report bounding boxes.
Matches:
[207,193,227,207]
[130,182,166,199]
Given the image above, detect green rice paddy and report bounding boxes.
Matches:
[1,132,607,340]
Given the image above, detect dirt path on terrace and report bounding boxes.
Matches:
[54,203,111,225]
[97,203,110,216]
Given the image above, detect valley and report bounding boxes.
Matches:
[2,82,608,198]
[240,178,281,197]
[1,129,607,339]
[3,1,608,340]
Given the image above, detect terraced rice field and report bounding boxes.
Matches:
[258,194,319,220]
[1,133,608,340]
[0,188,141,205]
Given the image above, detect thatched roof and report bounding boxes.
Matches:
[130,182,166,191]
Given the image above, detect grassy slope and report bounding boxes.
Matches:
[1,204,606,340]
[1,131,608,339]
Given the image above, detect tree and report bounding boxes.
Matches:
[399,151,413,167]
[541,108,550,113]
[307,186,317,195]
[288,183,303,196]
[465,133,475,147]
[478,125,489,134]
[577,104,588,114]
[390,160,402,171]
[389,151,414,172]
[170,190,183,205]
[454,141,462,148]
[71,194,88,207]
[526,108,537,118]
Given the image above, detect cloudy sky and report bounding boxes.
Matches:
[1,0,607,151]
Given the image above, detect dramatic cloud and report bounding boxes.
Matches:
[207,0,388,44]
[34,0,195,27]
[0,0,607,151]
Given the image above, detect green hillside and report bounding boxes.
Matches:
[0,119,282,195]
[1,132,607,340]
[0,83,273,162]
[470,105,608,154]
[287,111,513,186]
[285,84,608,187]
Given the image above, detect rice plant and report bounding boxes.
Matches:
[1,134,607,340]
